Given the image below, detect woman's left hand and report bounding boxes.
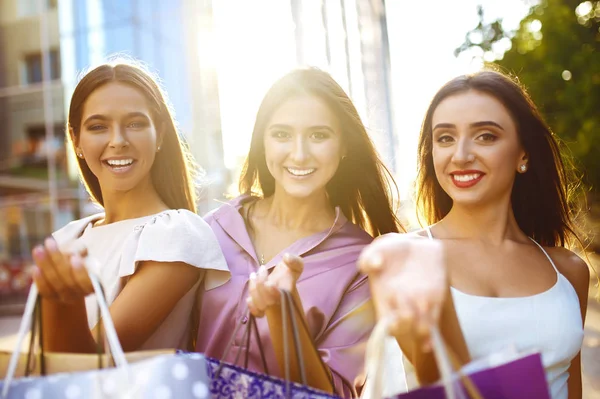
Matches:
[31,237,94,303]
[247,253,304,317]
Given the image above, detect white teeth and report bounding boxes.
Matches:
[453,173,481,182]
[106,159,134,167]
[286,168,315,176]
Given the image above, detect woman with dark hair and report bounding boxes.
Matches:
[360,70,589,399]
[197,67,402,396]
[30,61,229,352]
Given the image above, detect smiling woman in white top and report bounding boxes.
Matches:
[360,70,590,399]
[30,61,228,352]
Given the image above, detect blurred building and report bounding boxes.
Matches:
[0,0,77,309]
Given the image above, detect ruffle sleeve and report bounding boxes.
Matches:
[119,209,230,289]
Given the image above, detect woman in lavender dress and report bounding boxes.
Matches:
[196,68,402,397]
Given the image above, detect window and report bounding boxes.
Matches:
[24,50,61,84]
[22,125,65,167]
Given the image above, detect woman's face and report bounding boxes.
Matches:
[75,82,161,195]
[431,90,527,208]
[263,94,344,200]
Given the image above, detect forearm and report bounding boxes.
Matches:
[397,289,470,385]
[264,298,333,393]
[41,298,97,353]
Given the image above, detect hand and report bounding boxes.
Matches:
[31,237,93,303]
[247,253,304,317]
[358,233,448,351]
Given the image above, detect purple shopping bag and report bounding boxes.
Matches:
[393,353,550,399]
[362,322,551,399]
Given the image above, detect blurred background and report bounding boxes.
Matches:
[0,0,598,395]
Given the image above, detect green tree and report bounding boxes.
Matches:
[456,0,600,193]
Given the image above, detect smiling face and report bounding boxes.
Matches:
[263,94,344,200]
[74,82,161,196]
[431,90,528,208]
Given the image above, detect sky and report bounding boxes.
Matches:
[210,0,533,197]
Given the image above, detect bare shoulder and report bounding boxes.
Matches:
[545,246,590,299]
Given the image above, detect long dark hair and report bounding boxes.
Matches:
[416,70,581,247]
[67,61,198,212]
[239,67,402,236]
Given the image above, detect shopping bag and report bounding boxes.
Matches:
[0,272,210,398]
[362,319,551,399]
[204,289,344,399]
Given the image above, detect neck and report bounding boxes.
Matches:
[437,198,524,245]
[99,177,168,224]
[260,189,336,232]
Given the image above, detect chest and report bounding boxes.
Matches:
[445,242,559,298]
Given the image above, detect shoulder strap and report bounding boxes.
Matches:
[528,238,560,274]
[425,226,434,240]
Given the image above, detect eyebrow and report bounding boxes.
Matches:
[83,112,150,125]
[433,121,505,131]
[268,124,334,133]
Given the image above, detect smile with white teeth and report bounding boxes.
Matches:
[106,159,134,167]
[453,173,481,182]
[286,167,315,176]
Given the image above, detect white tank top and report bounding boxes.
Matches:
[425,227,583,399]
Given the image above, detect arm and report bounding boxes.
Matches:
[394,287,470,385]
[33,238,200,353]
[359,233,470,385]
[553,248,590,399]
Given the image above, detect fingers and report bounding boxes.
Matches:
[247,266,279,317]
[44,238,81,300]
[30,237,93,303]
[282,253,303,275]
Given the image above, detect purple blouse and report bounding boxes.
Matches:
[196,195,376,397]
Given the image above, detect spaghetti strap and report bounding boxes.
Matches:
[425,226,433,240]
[528,238,560,275]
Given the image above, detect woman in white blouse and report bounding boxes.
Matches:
[30,61,228,352]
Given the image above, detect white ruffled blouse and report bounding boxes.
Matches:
[52,209,230,350]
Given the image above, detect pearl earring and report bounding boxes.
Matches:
[519,164,527,172]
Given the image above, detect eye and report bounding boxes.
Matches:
[436,134,454,144]
[311,131,330,140]
[87,124,106,131]
[476,132,497,142]
[271,130,291,139]
[127,121,148,129]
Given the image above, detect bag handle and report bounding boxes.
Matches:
[362,319,484,399]
[2,271,130,398]
[215,308,270,377]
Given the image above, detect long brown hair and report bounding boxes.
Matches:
[239,67,402,237]
[416,70,581,247]
[67,61,198,212]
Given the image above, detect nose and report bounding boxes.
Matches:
[451,138,474,165]
[108,126,129,149]
[290,135,308,163]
